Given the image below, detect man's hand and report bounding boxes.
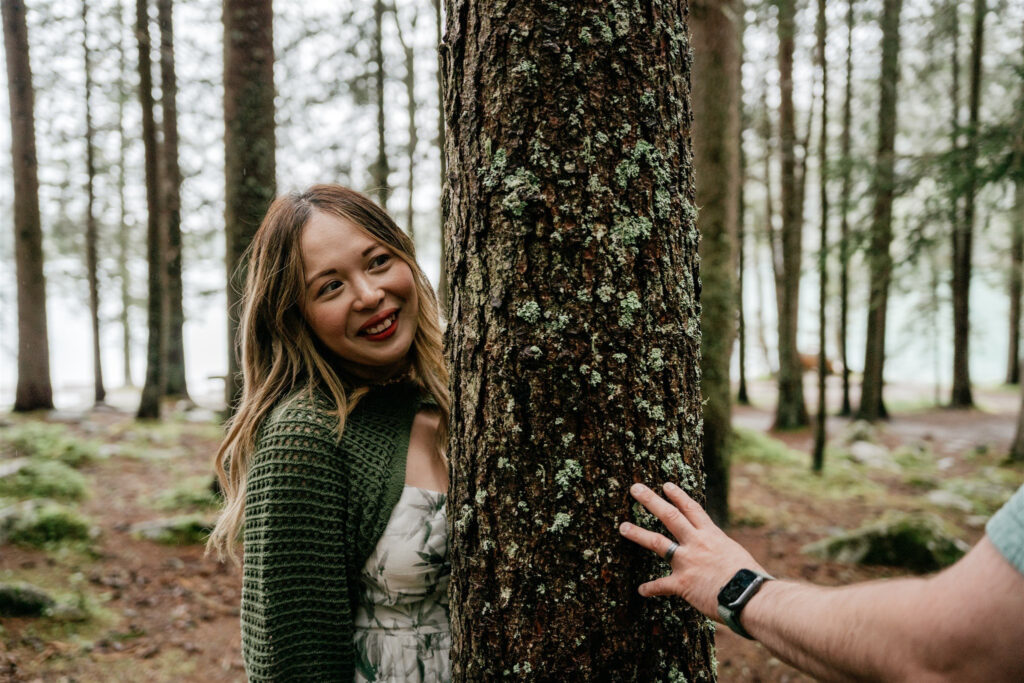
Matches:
[619,482,768,619]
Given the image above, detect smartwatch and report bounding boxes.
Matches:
[716,568,774,640]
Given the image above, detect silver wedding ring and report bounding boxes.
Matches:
[664,541,679,562]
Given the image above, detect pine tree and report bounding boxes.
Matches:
[224,0,275,411]
[443,1,714,676]
[3,0,54,411]
[857,0,904,422]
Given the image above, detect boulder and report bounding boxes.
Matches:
[131,515,214,545]
[0,582,55,617]
[802,513,968,572]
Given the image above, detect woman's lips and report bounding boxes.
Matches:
[359,309,399,340]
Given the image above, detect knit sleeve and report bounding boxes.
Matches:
[241,397,353,682]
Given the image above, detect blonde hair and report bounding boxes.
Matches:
[207,184,450,563]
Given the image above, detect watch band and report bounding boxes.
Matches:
[717,569,774,640]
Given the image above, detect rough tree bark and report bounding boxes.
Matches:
[443,2,715,679]
[774,0,809,429]
[856,0,903,422]
[82,0,105,405]
[813,0,828,472]
[693,0,741,525]
[224,0,275,411]
[838,0,855,416]
[158,0,189,401]
[136,0,165,419]
[3,0,53,411]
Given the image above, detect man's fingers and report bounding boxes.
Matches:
[619,522,674,557]
[661,482,714,530]
[638,576,677,597]
[629,483,692,537]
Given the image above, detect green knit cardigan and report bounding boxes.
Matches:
[241,382,424,681]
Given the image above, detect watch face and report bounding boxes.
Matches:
[719,569,759,605]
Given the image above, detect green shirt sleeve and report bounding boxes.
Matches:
[241,398,354,682]
[986,484,1024,576]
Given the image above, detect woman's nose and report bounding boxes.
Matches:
[352,278,385,310]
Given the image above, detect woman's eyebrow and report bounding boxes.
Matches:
[305,267,337,288]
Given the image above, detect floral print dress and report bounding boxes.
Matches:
[354,486,450,682]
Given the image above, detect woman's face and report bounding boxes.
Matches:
[299,210,419,379]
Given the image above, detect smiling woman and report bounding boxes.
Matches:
[206,185,451,682]
[300,211,420,377]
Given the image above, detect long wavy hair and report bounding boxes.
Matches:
[207,184,450,563]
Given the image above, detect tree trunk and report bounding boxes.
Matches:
[4,0,53,412]
[82,0,105,406]
[693,0,741,525]
[158,0,189,401]
[838,0,855,416]
[759,86,778,378]
[443,1,715,678]
[136,0,165,419]
[117,0,133,388]
[774,0,809,429]
[737,96,749,406]
[856,0,903,422]
[813,0,829,472]
[223,0,275,412]
[433,0,448,313]
[1009,376,1024,463]
[394,6,418,242]
[370,0,389,207]
[950,0,986,408]
[1007,203,1022,385]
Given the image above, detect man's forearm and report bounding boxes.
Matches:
[741,578,934,682]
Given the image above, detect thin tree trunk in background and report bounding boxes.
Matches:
[693,0,741,526]
[370,0,389,207]
[950,0,986,408]
[394,6,417,242]
[82,0,105,405]
[838,0,855,416]
[737,8,750,407]
[433,0,448,312]
[774,0,809,429]
[737,136,750,406]
[443,1,715,676]
[856,0,903,422]
[1009,204,1022,385]
[158,0,189,401]
[813,0,828,472]
[1009,376,1024,462]
[4,0,53,412]
[136,0,165,419]
[1010,70,1024,385]
[759,87,778,377]
[224,0,275,412]
[117,0,133,387]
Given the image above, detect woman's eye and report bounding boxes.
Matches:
[370,253,392,268]
[319,280,343,296]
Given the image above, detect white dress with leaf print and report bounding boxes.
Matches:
[354,485,450,682]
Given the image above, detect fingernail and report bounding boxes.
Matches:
[664,482,677,491]
[638,586,647,597]
[630,483,644,495]
[619,522,631,534]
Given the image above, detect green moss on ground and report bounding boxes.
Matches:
[152,476,221,511]
[3,501,94,548]
[0,460,89,501]
[1,423,99,468]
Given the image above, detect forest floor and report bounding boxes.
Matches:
[1,377,1022,682]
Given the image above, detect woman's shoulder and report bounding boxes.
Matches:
[255,386,340,452]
